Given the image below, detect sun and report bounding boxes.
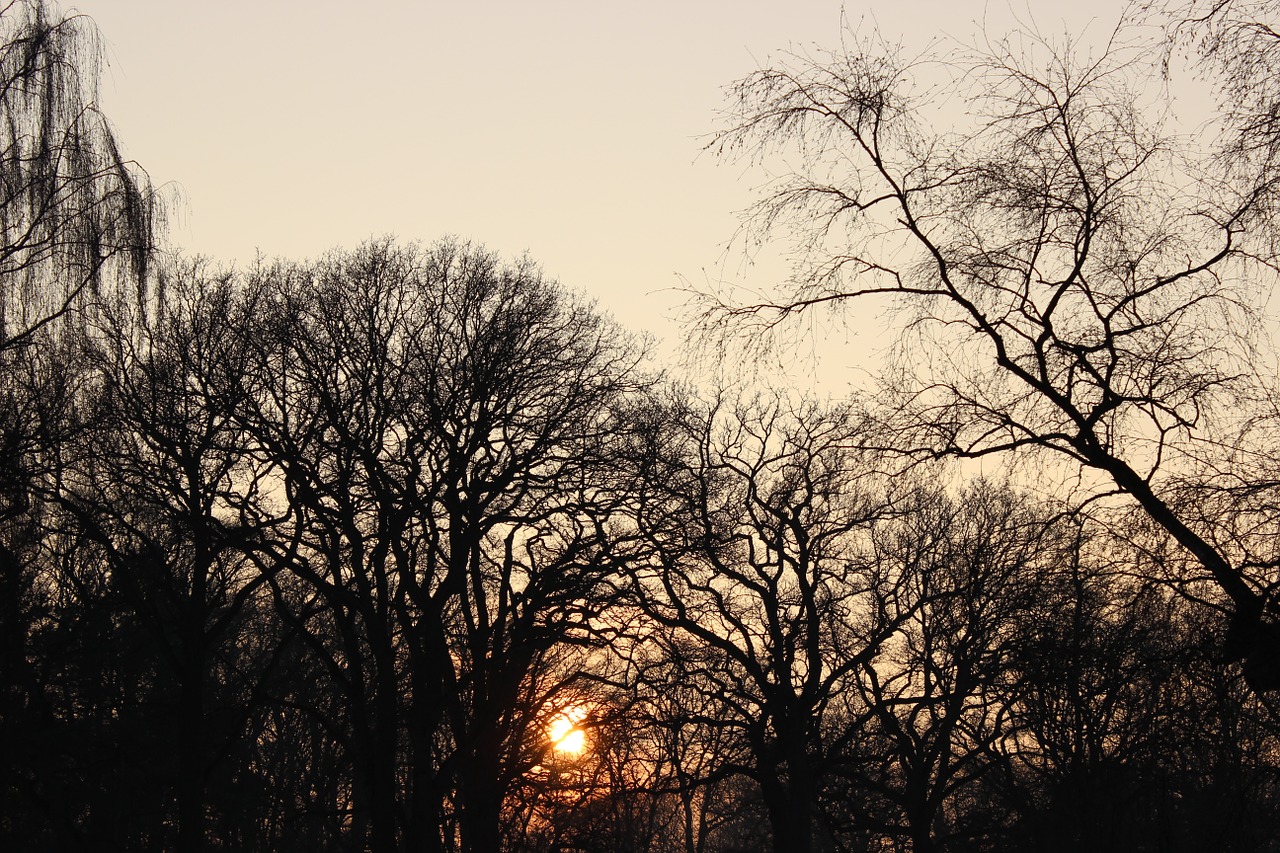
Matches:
[547,706,587,755]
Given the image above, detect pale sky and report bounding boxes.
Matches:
[79,1,1126,378]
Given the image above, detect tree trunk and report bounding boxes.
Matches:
[175,641,205,853]
[457,732,506,853]
[759,744,816,853]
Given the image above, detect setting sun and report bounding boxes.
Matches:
[547,707,587,755]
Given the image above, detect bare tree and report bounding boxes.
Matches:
[0,3,159,837]
[395,239,645,853]
[635,631,760,853]
[841,481,1050,852]
[0,0,157,354]
[52,264,281,853]
[1159,0,1280,206]
[986,521,1271,851]
[624,389,916,853]
[235,238,646,853]
[703,18,1280,688]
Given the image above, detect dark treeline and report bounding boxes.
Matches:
[4,2,1280,852]
[9,239,1279,853]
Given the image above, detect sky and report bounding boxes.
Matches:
[78,1,1126,381]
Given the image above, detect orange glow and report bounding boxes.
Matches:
[548,706,587,755]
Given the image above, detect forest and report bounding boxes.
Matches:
[4,1,1280,851]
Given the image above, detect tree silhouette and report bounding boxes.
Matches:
[702,18,1280,689]
[842,482,1050,852]
[0,0,156,354]
[0,2,158,847]
[624,390,915,853]
[53,266,281,853]
[233,238,645,853]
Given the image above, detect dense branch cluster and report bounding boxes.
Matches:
[5,2,1280,852]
